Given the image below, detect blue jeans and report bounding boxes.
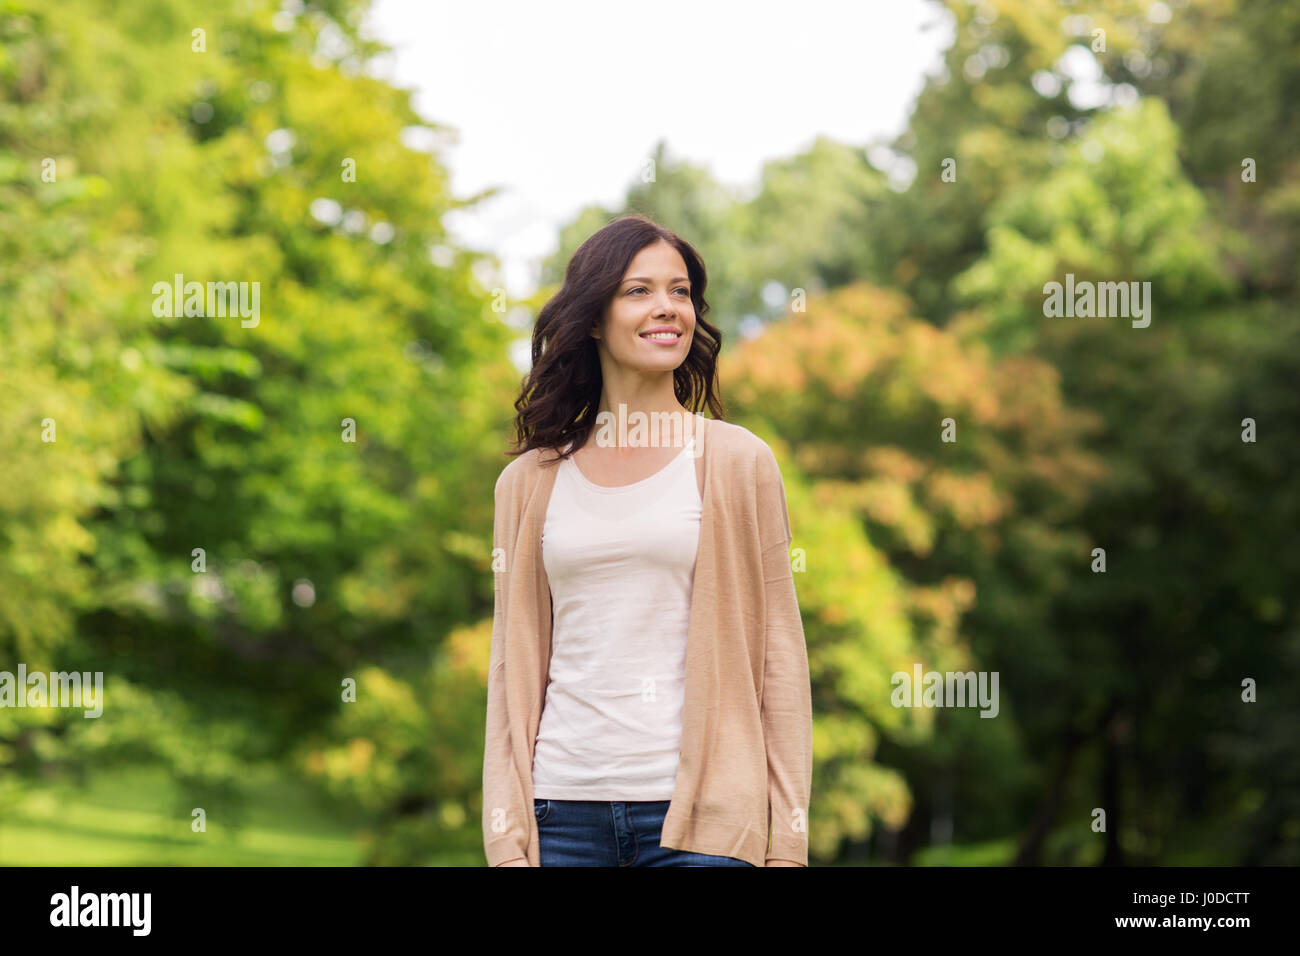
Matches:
[534,798,756,867]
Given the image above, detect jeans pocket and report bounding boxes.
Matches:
[533,798,552,825]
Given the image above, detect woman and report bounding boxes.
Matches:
[483,215,811,867]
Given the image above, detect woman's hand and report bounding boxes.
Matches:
[765,859,802,867]
[496,858,530,866]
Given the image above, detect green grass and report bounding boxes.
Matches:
[912,838,1019,866]
[0,763,367,866]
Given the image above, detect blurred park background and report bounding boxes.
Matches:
[1,0,1297,865]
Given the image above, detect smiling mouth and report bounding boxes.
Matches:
[640,331,682,341]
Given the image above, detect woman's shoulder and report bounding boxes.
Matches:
[493,441,570,498]
[705,417,781,468]
[494,446,544,496]
[494,418,781,494]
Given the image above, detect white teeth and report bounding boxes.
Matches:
[642,332,679,339]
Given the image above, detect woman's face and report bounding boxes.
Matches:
[592,240,695,374]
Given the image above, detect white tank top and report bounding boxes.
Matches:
[532,437,701,800]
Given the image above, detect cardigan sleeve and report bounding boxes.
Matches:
[482,465,529,866]
[755,443,813,865]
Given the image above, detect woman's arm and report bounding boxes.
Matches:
[482,469,532,866]
[755,444,813,867]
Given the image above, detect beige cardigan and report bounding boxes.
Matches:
[483,413,812,866]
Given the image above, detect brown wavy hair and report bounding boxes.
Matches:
[506,214,725,460]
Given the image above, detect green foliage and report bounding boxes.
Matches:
[723,282,1106,858]
[1,0,516,855]
[955,97,1233,353]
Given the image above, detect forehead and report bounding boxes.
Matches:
[624,241,688,276]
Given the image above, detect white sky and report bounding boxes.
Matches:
[362,0,951,300]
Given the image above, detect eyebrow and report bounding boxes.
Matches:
[622,276,690,284]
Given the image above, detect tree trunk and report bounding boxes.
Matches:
[1013,721,1085,865]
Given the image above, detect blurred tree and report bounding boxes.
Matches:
[1,0,518,854]
[721,282,1106,862]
